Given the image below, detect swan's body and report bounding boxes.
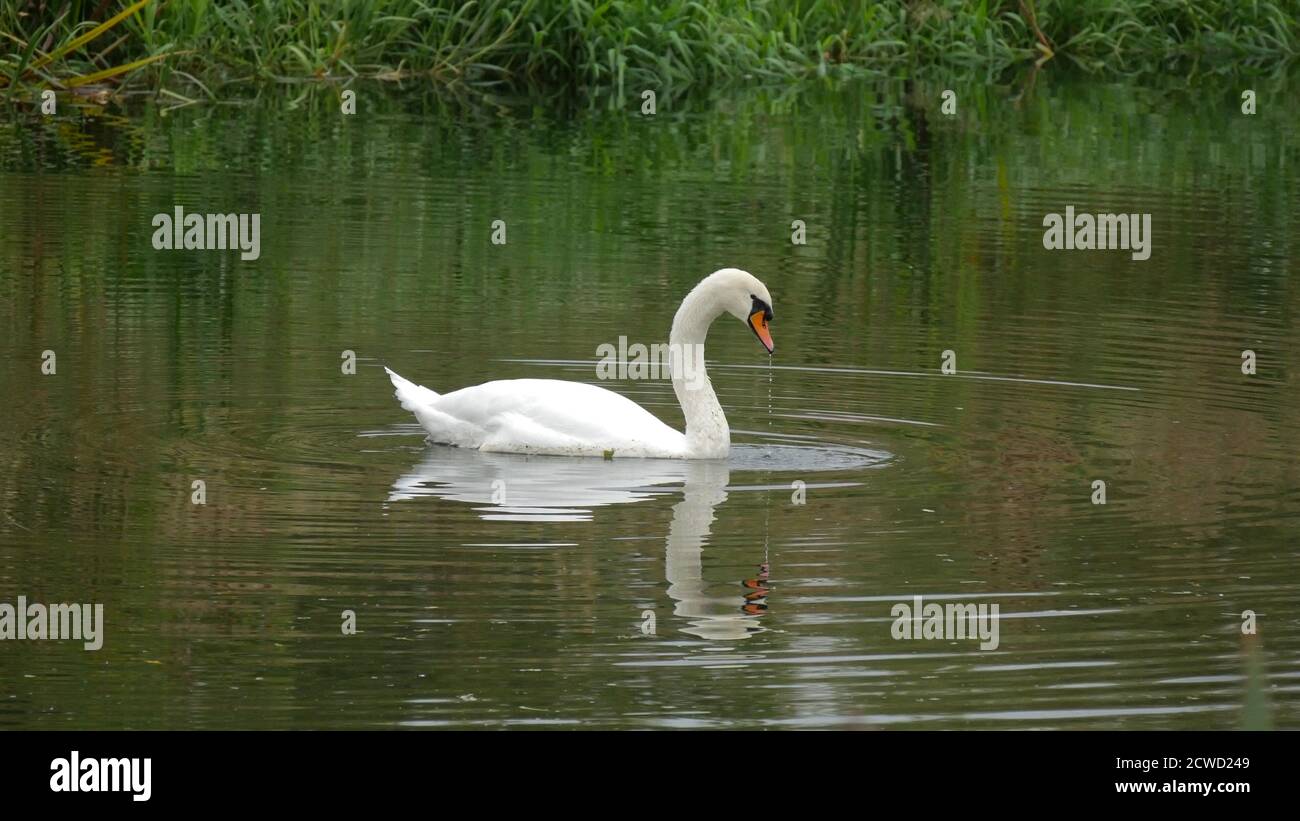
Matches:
[385,373,689,457]
[386,268,774,459]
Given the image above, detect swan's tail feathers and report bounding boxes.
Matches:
[385,366,440,411]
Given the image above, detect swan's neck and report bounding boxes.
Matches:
[670,286,729,458]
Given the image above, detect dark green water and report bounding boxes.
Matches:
[1,74,1297,729]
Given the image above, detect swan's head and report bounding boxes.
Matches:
[706,267,775,355]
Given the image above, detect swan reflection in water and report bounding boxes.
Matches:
[388,445,768,640]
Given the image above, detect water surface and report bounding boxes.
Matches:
[1,74,1297,729]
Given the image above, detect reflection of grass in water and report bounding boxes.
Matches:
[0,76,1295,588]
[1241,632,1272,730]
[1,0,1296,95]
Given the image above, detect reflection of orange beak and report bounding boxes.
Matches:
[749,309,774,354]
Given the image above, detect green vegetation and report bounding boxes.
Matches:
[2,0,1297,97]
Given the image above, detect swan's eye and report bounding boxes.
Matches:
[750,295,773,322]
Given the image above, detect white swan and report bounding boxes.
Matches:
[385,267,774,459]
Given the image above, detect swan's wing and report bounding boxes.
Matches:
[434,379,686,457]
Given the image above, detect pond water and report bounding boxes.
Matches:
[1,73,1296,729]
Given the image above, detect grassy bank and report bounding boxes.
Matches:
[3,0,1297,96]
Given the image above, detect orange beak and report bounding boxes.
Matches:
[749,309,774,354]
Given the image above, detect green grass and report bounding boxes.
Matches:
[2,0,1297,96]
